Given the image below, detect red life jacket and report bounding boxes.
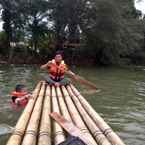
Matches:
[49,59,67,81]
[11,91,28,107]
[11,91,28,97]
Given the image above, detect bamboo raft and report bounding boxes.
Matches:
[6,81,125,145]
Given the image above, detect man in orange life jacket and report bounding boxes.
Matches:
[40,51,71,87]
[11,84,32,107]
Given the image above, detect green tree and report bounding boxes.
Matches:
[0,0,27,62]
[80,0,145,65]
[25,0,49,52]
[49,0,84,49]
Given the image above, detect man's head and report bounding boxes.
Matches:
[54,51,63,63]
[15,84,27,93]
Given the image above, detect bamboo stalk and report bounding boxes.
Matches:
[70,84,125,145]
[67,85,111,145]
[38,86,51,145]
[61,86,97,145]
[51,86,65,145]
[21,82,46,145]
[6,82,42,145]
[56,86,72,122]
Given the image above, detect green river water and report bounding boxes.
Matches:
[0,64,145,145]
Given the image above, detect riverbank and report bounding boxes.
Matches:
[0,55,48,65]
[0,54,145,67]
[0,54,95,66]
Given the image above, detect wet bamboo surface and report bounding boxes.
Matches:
[6,82,125,145]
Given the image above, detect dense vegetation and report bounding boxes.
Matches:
[0,0,145,65]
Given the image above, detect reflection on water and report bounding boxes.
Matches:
[0,65,145,145]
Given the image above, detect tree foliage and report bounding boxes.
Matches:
[0,0,144,65]
[80,0,145,65]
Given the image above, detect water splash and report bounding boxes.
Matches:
[0,124,14,136]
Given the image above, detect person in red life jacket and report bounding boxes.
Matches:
[40,51,99,90]
[11,84,32,107]
[40,51,71,87]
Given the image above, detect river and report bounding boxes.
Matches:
[0,64,145,145]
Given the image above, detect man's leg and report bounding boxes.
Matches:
[45,75,56,85]
[59,77,70,86]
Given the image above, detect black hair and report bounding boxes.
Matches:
[55,50,64,57]
[15,84,26,92]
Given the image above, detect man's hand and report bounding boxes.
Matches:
[54,82,60,87]
[15,98,20,106]
[26,94,34,100]
[40,61,51,70]
[65,70,76,78]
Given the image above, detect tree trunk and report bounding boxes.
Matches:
[8,46,14,63]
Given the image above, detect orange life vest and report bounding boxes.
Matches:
[11,91,28,107]
[49,59,67,81]
[11,91,28,97]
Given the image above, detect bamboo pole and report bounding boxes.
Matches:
[67,85,111,145]
[56,86,72,122]
[61,86,97,145]
[21,82,46,145]
[6,82,42,145]
[70,84,125,145]
[51,86,65,145]
[38,85,51,145]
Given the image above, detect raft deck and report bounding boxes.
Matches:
[6,81,125,145]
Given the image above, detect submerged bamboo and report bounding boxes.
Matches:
[38,85,51,145]
[6,82,42,145]
[21,82,46,145]
[67,85,111,145]
[51,86,65,145]
[70,84,125,145]
[61,86,97,145]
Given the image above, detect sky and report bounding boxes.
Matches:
[134,0,145,19]
[0,22,3,31]
[0,0,145,31]
[0,9,3,31]
[134,0,145,13]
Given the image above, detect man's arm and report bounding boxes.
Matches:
[15,94,32,105]
[65,70,76,79]
[40,61,51,70]
[66,70,98,90]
